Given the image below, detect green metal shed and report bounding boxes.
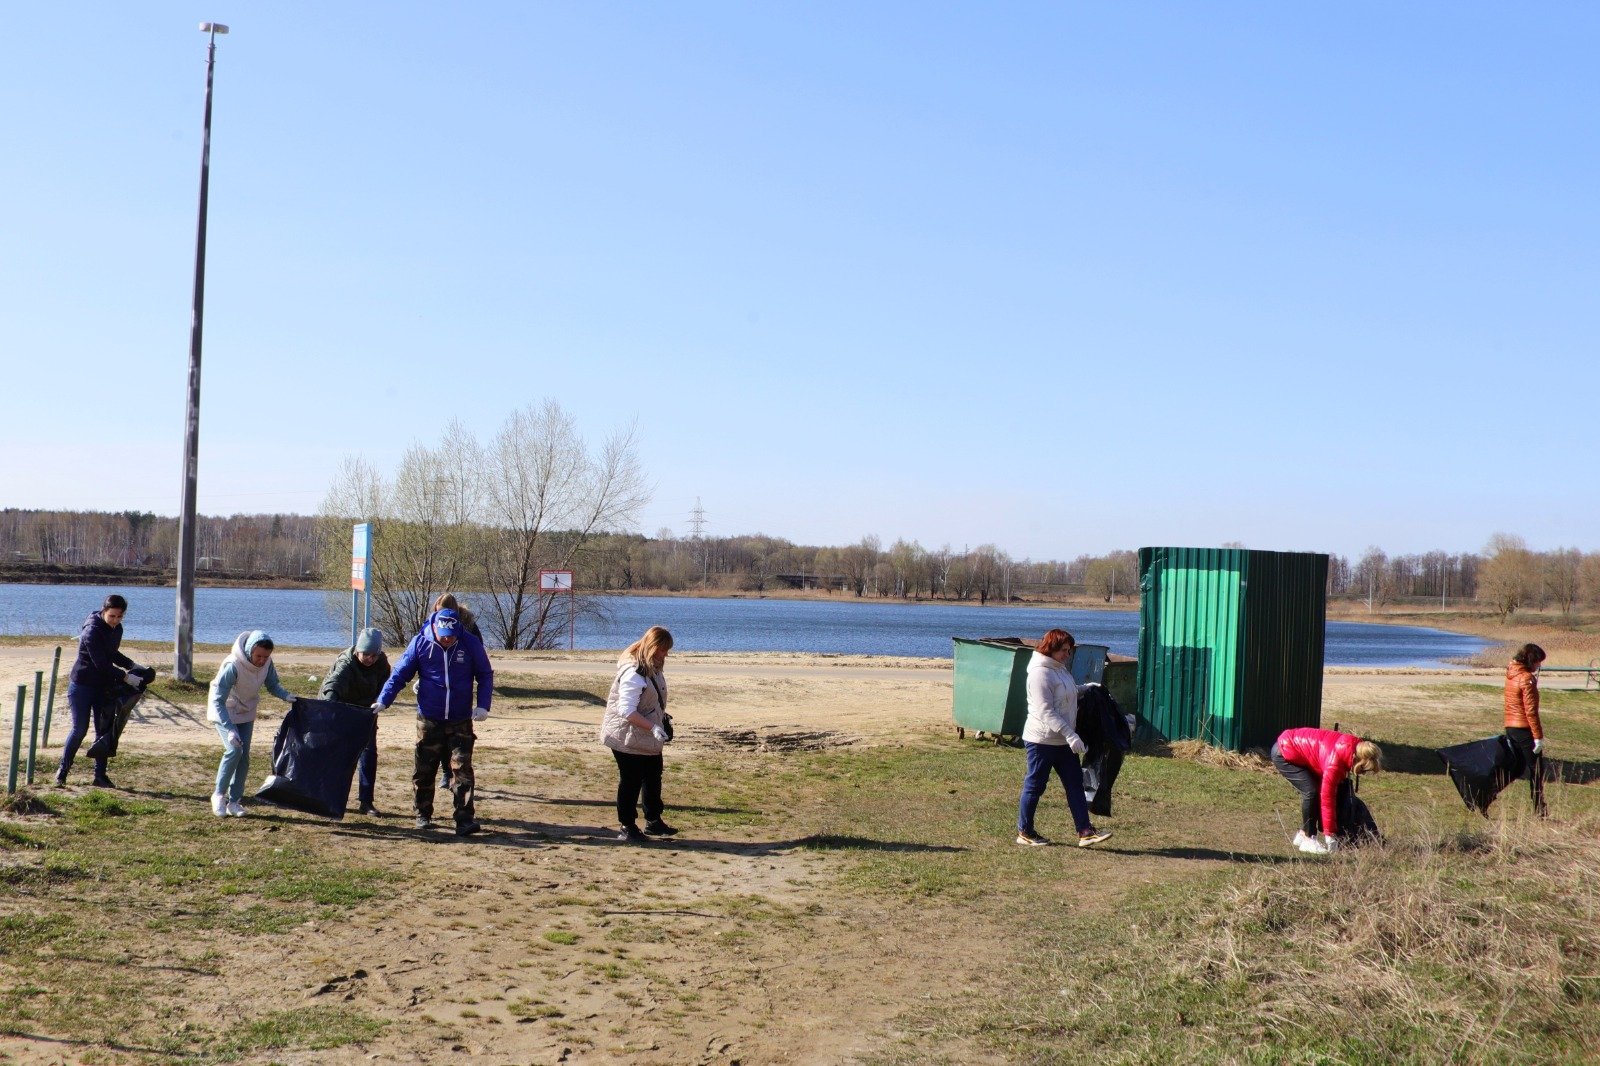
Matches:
[1137,546,1328,753]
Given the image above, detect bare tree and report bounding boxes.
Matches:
[1543,547,1583,617]
[1478,533,1537,621]
[478,402,648,649]
[1579,552,1600,610]
[319,435,482,646]
[1353,547,1390,612]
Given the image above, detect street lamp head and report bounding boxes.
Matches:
[198,22,229,34]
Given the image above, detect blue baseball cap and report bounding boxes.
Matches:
[433,609,460,639]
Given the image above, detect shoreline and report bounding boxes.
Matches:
[7,577,1592,666]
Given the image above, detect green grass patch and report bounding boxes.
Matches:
[543,929,580,945]
[0,822,44,849]
[216,1004,387,1055]
[509,998,564,1020]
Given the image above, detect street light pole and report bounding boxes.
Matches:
[175,21,228,681]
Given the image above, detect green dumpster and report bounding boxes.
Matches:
[1103,655,1137,712]
[952,637,1115,740]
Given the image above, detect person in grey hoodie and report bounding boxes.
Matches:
[320,628,391,816]
[206,630,295,818]
[1015,628,1111,848]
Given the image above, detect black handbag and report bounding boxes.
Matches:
[648,674,673,742]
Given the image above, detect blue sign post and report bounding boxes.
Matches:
[350,523,372,647]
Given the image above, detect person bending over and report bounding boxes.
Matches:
[1272,726,1382,854]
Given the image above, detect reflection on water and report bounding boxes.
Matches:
[0,583,1488,667]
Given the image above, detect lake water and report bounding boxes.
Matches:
[0,583,1490,667]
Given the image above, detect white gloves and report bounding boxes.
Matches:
[472,707,489,722]
[651,724,670,743]
[371,701,387,714]
[225,730,242,751]
[1533,738,1545,754]
[1068,736,1087,756]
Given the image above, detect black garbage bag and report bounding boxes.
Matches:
[1078,686,1132,816]
[86,682,147,760]
[1437,735,1525,815]
[255,698,372,819]
[1336,785,1382,846]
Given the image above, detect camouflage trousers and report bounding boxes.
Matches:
[413,717,475,827]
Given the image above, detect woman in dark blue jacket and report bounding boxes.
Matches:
[58,594,146,788]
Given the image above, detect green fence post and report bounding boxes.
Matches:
[26,671,43,785]
[8,685,23,794]
[42,646,61,747]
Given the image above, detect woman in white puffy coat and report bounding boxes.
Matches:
[600,626,676,843]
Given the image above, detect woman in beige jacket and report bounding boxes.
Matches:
[600,626,676,842]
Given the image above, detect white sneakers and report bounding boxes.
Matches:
[212,794,246,818]
[1293,830,1339,855]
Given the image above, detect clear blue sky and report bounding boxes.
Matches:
[4,2,1596,562]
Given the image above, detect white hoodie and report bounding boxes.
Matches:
[206,632,291,725]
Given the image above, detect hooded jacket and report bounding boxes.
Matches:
[1503,661,1543,739]
[1276,727,1358,836]
[377,611,493,722]
[69,611,135,691]
[1021,651,1085,748]
[207,631,293,726]
[320,647,392,708]
[600,657,668,755]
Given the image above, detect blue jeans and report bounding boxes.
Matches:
[1018,741,1092,836]
[357,718,377,806]
[58,683,108,782]
[213,719,255,802]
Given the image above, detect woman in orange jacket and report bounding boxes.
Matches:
[1503,643,1548,817]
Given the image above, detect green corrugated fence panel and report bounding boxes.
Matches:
[1139,546,1327,752]
[1237,550,1328,750]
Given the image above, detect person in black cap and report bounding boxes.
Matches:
[320,627,392,815]
[373,606,494,836]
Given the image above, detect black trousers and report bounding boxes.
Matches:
[1505,727,1548,817]
[413,718,475,827]
[1273,743,1324,836]
[612,749,664,828]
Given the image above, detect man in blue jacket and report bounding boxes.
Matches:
[374,608,494,836]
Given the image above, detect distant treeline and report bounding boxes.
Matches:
[1,508,318,581]
[6,508,1597,619]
